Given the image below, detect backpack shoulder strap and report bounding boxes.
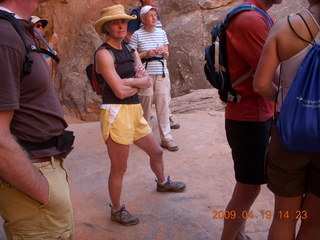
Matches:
[125,43,135,54]
[94,42,135,71]
[93,43,115,77]
[224,4,273,87]
[0,10,28,49]
[124,43,137,66]
[0,10,60,67]
[287,13,316,45]
[224,4,274,28]
[94,43,116,65]
[0,10,33,74]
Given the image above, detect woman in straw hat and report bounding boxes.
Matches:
[93,4,186,226]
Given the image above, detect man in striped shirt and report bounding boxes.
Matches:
[130,6,179,151]
[126,0,180,131]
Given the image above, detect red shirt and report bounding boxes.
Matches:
[225,0,274,122]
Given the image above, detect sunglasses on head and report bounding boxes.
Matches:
[35,23,44,28]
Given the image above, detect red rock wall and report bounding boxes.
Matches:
[35,0,307,121]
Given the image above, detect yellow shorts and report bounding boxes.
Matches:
[100,104,151,145]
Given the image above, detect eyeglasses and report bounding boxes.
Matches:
[35,23,44,28]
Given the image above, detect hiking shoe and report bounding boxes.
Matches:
[110,204,139,226]
[161,140,179,151]
[170,116,180,129]
[156,176,186,192]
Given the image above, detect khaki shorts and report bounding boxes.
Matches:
[100,104,151,145]
[0,157,74,240]
[267,122,320,197]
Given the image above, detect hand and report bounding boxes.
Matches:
[155,45,165,54]
[49,33,59,46]
[26,169,49,204]
[135,65,147,78]
[123,78,133,86]
[147,49,157,57]
[35,174,49,204]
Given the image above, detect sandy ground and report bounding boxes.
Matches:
[0,91,276,240]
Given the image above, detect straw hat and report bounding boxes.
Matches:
[30,16,48,28]
[94,4,137,35]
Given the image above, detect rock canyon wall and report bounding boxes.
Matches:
[36,0,306,121]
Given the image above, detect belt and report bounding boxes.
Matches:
[142,57,166,77]
[30,157,51,163]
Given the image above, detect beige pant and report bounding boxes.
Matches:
[0,157,74,240]
[139,74,172,142]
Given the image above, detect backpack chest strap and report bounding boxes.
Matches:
[141,57,165,77]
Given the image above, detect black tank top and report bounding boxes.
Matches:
[95,42,139,104]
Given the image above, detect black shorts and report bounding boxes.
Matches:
[225,118,272,185]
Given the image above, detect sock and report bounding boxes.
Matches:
[158,180,166,186]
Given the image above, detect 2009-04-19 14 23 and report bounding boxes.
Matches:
[212,210,308,220]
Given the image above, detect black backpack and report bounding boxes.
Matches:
[0,10,60,76]
[204,4,274,103]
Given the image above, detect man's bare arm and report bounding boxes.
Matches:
[0,110,49,204]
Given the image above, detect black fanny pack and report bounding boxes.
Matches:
[19,130,75,152]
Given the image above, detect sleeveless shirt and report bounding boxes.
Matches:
[96,42,139,104]
[278,10,320,109]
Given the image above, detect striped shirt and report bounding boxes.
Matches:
[130,28,169,75]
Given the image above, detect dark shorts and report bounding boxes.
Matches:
[225,118,272,185]
[267,122,320,197]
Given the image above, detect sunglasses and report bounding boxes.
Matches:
[35,23,44,28]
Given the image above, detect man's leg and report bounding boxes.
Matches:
[222,119,272,240]
[153,74,178,151]
[221,182,261,240]
[139,75,155,124]
[139,95,153,124]
[169,114,180,129]
[166,75,179,129]
[168,101,180,129]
